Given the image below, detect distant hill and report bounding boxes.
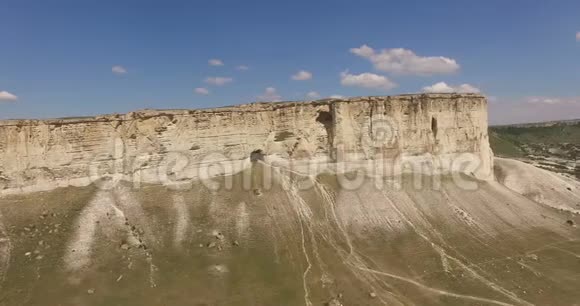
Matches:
[489,119,580,178]
[492,118,580,128]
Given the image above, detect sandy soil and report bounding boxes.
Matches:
[0,159,578,306]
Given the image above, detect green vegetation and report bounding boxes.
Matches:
[491,122,580,145]
[489,121,579,178]
[489,122,580,158]
[489,132,524,157]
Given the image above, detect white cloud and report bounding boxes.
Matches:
[112,65,127,75]
[576,32,580,41]
[350,44,375,57]
[526,96,579,105]
[257,87,282,102]
[208,59,224,66]
[450,84,480,93]
[350,44,460,75]
[205,77,233,86]
[0,91,18,102]
[329,95,345,99]
[340,71,397,90]
[527,97,559,105]
[306,91,320,99]
[422,82,480,93]
[236,65,249,70]
[194,87,210,95]
[423,82,454,93]
[291,70,312,81]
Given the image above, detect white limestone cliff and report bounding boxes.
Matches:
[0,93,492,194]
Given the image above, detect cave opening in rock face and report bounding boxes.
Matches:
[431,117,438,138]
[316,110,334,139]
[316,111,333,128]
[250,149,265,162]
[316,110,335,159]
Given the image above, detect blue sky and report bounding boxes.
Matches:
[1,0,579,124]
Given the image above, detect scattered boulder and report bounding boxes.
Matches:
[526,254,539,261]
[325,297,343,306]
[209,264,229,274]
[253,189,262,196]
[369,292,377,298]
[40,210,49,219]
[87,288,95,295]
[566,220,575,226]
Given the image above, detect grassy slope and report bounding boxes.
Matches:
[489,132,524,157]
[489,122,580,158]
[1,164,579,306]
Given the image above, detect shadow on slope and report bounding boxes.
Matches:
[0,161,578,305]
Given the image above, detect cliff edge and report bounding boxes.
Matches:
[0,93,492,194]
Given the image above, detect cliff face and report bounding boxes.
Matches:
[0,93,492,193]
[3,94,580,306]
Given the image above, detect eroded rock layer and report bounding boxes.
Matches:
[0,93,491,193]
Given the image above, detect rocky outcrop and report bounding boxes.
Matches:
[0,93,492,194]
